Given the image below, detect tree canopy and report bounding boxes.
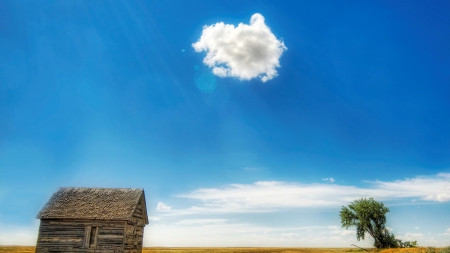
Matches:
[340,197,416,248]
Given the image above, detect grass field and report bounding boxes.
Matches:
[0,246,35,253]
[0,247,448,253]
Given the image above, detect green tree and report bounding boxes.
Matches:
[340,197,398,248]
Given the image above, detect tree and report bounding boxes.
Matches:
[340,197,398,248]
[399,240,418,248]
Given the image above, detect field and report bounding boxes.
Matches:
[0,247,447,253]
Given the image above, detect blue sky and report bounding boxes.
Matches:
[1,0,450,247]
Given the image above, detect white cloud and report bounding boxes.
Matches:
[281,233,298,238]
[156,202,172,210]
[144,222,366,247]
[176,219,228,225]
[415,227,419,229]
[372,173,450,202]
[341,230,356,236]
[174,173,450,214]
[329,226,355,236]
[323,178,335,183]
[192,13,287,82]
[141,173,450,247]
[440,228,450,236]
[425,192,450,201]
[149,217,160,221]
[386,227,394,232]
[396,233,423,241]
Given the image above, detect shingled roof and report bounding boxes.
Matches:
[37,187,148,224]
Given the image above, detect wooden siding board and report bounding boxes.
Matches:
[38,248,115,253]
[83,226,91,248]
[36,219,129,253]
[92,226,99,249]
[122,204,144,253]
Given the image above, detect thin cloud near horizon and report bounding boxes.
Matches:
[155,173,450,215]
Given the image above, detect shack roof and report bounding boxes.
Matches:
[37,187,148,224]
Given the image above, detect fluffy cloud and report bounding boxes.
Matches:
[192,13,287,82]
[174,173,450,214]
[156,202,172,210]
[323,178,335,183]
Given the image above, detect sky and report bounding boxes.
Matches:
[1,0,450,247]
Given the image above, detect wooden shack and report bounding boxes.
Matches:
[36,187,149,253]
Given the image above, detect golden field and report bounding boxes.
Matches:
[144,248,447,253]
[0,246,35,253]
[0,247,447,253]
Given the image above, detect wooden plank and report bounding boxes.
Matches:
[122,221,127,252]
[92,226,99,249]
[82,226,91,249]
[47,220,125,227]
[46,247,115,252]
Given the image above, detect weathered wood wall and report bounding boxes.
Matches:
[123,197,145,253]
[36,219,127,253]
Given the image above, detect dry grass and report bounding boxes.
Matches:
[141,248,446,253]
[0,246,35,253]
[378,248,439,253]
[0,246,447,253]
[143,248,357,253]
